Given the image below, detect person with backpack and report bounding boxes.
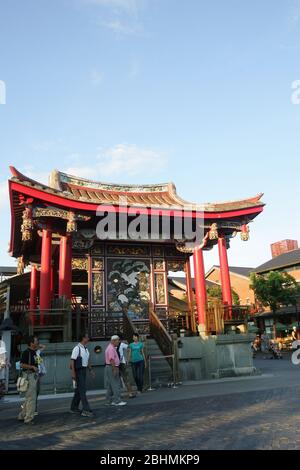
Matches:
[17,336,39,424]
[70,333,95,417]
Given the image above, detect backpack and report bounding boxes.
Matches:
[74,345,83,370]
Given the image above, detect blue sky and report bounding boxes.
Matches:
[0,0,300,271]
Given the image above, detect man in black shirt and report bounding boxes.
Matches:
[18,336,38,424]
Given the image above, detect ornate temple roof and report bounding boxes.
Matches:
[9,166,265,213]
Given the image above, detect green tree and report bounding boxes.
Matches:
[207,285,240,306]
[250,271,300,337]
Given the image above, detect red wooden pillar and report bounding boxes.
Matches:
[29,265,38,324]
[50,265,54,301]
[193,248,207,328]
[218,236,233,310]
[40,228,53,321]
[185,257,195,332]
[59,235,72,300]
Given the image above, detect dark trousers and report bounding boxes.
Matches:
[71,368,91,412]
[35,376,41,412]
[131,360,145,392]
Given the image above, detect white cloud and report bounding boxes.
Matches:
[65,143,167,180]
[83,0,145,36]
[84,0,140,14]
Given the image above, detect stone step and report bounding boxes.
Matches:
[145,338,173,386]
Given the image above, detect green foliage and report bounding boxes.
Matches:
[250,271,300,313]
[207,285,240,305]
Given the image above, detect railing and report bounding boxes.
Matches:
[224,305,250,323]
[206,301,225,335]
[123,311,136,342]
[88,311,124,339]
[150,309,172,359]
[206,301,251,334]
[25,309,72,340]
[149,309,180,382]
[167,310,190,335]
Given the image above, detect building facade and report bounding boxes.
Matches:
[5,166,265,341]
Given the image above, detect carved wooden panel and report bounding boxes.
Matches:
[152,246,164,257]
[154,273,166,305]
[107,244,151,257]
[72,257,88,271]
[92,258,104,270]
[167,260,185,272]
[91,272,104,306]
[91,244,104,255]
[153,259,165,271]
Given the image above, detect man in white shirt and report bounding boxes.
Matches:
[70,333,94,417]
[118,335,135,399]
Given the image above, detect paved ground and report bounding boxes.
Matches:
[1,355,300,450]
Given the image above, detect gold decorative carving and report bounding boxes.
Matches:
[72,258,88,271]
[175,241,196,254]
[21,206,33,242]
[107,245,150,256]
[92,258,104,270]
[91,245,104,255]
[33,207,90,224]
[153,259,164,271]
[67,211,77,233]
[209,223,218,240]
[34,207,68,219]
[167,260,184,272]
[92,272,104,306]
[241,225,250,241]
[154,273,166,305]
[73,238,94,250]
[17,256,25,275]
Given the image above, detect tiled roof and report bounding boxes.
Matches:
[207,265,254,278]
[168,276,219,290]
[9,166,265,212]
[0,267,17,276]
[255,249,300,274]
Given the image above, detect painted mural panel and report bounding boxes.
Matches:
[107,258,150,319]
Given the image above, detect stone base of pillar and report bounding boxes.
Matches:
[197,323,207,338]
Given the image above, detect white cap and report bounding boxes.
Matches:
[111,335,120,341]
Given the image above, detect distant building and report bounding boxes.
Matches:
[255,248,300,281]
[253,248,300,337]
[0,267,17,283]
[271,240,298,259]
[168,277,219,301]
[205,266,255,305]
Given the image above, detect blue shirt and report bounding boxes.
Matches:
[129,342,144,363]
